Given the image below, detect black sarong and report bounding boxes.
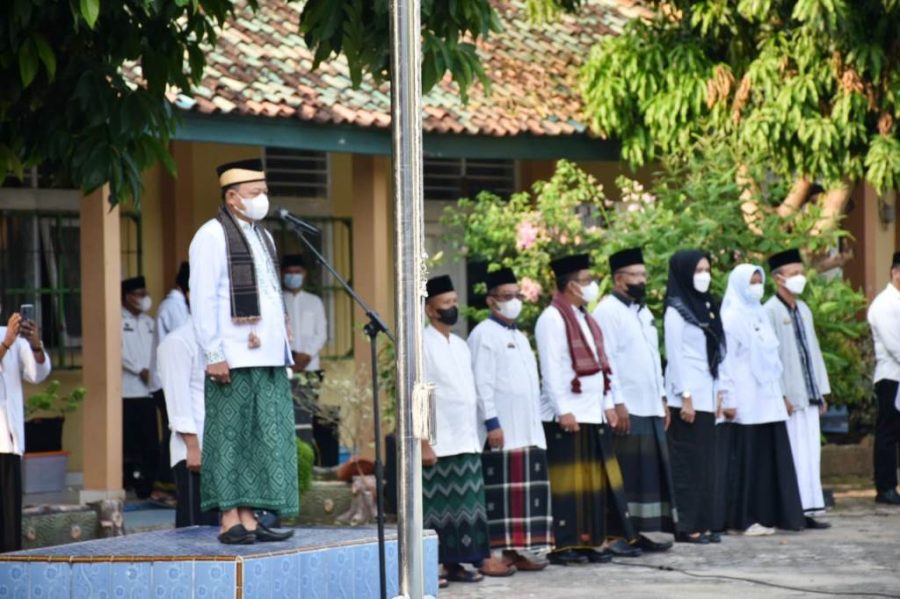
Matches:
[613,415,677,534]
[544,422,634,551]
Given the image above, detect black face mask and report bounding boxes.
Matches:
[626,283,647,303]
[436,306,459,326]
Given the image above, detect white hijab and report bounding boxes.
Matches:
[722,264,782,384]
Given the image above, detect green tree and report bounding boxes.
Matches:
[581,0,900,236]
[441,147,871,408]
[2,0,567,205]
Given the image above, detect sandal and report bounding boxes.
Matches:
[675,531,710,545]
[439,578,449,589]
[446,566,484,583]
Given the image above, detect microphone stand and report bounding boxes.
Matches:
[280,218,392,599]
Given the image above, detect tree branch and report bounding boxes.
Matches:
[777,176,812,218]
[811,179,853,235]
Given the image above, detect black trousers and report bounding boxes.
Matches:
[874,379,900,492]
[123,396,160,499]
[152,390,174,486]
[172,461,219,528]
[0,453,22,553]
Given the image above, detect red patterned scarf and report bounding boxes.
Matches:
[551,292,612,394]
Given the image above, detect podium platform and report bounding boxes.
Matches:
[0,526,440,598]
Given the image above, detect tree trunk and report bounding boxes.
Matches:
[812,180,853,235]
[777,176,812,217]
[737,164,766,234]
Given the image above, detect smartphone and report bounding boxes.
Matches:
[20,304,35,331]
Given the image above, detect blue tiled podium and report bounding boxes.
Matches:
[0,526,439,598]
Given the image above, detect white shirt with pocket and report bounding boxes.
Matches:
[663,307,718,413]
[122,309,155,398]
[283,290,327,372]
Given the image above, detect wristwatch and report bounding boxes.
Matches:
[30,341,44,353]
[681,391,693,401]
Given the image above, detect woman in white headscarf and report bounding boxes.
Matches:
[719,264,805,535]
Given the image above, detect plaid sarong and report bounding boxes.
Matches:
[544,422,635,551]
[216,206,278,323]
[481,446,554,552]
[423,453,490,565]
[612,415,677,534]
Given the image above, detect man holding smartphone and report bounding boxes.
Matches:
[0,307,51,552]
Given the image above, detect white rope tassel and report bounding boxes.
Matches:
[412,381,435,442]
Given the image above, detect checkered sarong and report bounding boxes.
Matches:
[481,446,554,552]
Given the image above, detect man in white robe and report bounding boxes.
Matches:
[765,249,832,527]
[468,267,552,571]
[422,275,512,584]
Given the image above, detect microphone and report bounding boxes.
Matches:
[274,207,321,235]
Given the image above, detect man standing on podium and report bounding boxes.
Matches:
[189,158,298,544]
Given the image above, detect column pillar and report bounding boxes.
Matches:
[79,186,124,502]
[160,141,196,284]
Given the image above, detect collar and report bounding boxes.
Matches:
[886,283,900,299]
[489,314,517,330]
[612,290,635,307]
[776,293,798,312]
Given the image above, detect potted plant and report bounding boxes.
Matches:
[23,380,86,493]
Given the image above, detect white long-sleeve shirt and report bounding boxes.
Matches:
[536,304,614,425]
[284,290,327,372]
[423,325,482,457]
[149,288,191,392]
[663,307,718,413]
[122,309,155,398]
[0,330,52,455]
[593,294,666,418]
[157,319,205,467]
[868,283,900,384]
[189,218,291,369]
[468,317,546,450]
[765,296,831,410]
[719,308,787,425]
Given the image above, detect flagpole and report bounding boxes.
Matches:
[389,0,429,596]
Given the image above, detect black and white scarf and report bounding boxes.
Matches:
[216,207,278,323]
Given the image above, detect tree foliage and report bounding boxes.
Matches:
[441,146,871,407]
[581,0,900,195]
[2,0,575,205]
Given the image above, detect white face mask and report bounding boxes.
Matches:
[496,298,523,321]
[693,271,712,293]
[283,273,304,289]
[783,274,807,295]
[579,281,600,304]
[238,193,270,221]
[138,296,153,313]
[747,283,765,301]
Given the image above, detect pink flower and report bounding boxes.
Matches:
[520,277,542,303]
[516,220,540,251]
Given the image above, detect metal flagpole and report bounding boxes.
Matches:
[389,0,429,596]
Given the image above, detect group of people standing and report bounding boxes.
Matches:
[422,245,848,587]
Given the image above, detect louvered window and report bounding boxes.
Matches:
[263,148,329,199]
[423,158,515,200]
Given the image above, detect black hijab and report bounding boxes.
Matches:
[664,249,726,378]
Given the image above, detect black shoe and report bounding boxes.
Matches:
[805,517,831,529]
[578,549,613,564]
[548,550,589,566]
[607,539,642,558]
[874,489,900,506]
[218,524,256,545]
[705,532,722,544]
[253,523,295,542]
[635,534,673,552]
[675,532,710,544]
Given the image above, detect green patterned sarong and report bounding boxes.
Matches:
[201,367,299,516]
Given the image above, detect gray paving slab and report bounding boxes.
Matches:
[442,496,900,599]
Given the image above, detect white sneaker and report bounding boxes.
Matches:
[743,523,776,536]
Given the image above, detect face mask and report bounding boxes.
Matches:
[283,273,304,289]
[578,281,600,304]
[747,283,764,301]
[138,296,153,313]
[693,272,712,293]
[626,283,647,302]
[238,193,270,221]
[496,298,523,321]
[783,274,807,295]
[436,306,459,326]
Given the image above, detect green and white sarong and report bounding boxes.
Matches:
[201,367,299,516]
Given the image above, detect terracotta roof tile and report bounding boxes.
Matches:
[126,0,644,137]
